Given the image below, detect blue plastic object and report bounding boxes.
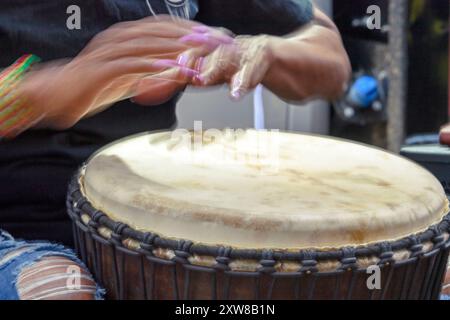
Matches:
[348,75,379,108]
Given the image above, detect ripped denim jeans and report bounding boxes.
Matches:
[0,229,103,300]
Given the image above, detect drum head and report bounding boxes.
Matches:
[82,130,448,249]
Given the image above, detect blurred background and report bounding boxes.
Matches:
[176,0,449,152]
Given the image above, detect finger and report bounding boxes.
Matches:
[179,32,234,50]
[230,58,270,100]
[198,45,238,86]
[147,64,198,83]
[82,37,191,62]
[108,15,200,38]
[192,25,211,34]
[174,46,215,85]
[81,21,197,55]
[133,69,185,106]
[100,58,196,80]
[192,25,236,38]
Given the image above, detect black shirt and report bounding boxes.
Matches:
[0,0,313,243]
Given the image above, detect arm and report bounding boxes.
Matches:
[1,17,201,137]
[182,6,351,102]
[262,8,351,101]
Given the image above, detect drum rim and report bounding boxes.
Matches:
[83,129,433,174]
[68,169,450,265]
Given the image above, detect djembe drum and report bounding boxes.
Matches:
[67,130,450,300]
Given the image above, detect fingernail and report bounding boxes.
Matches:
[230,89,241,100]
[199,74,210,84]
[194,74,203,84]
[177,53,189,67]
[193,58,204,84]
[232,77,243,92]
[192,26,211,34]
[230,76,244,100]
[180,67,199,77]
[179,33,209,44]
[195,57,204,73]
[153,59,179,68]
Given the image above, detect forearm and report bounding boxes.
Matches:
[263,12,351,102]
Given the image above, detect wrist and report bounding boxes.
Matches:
[0,55,41,138]
[262,35,284,74]
[16,69,49,126]
[19,61,78,130]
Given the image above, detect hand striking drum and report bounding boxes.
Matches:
[68,130,450,300]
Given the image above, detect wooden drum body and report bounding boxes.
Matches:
[67,130,450,300]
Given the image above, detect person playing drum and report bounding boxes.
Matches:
[0,1,351,300]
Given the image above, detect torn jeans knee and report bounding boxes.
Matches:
[0,229,104,300]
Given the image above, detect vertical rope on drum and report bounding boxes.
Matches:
[345,272,357,300]
[88,210,105,285]
[223,273,232,300]
[420,228,445,299]
[339,248,358,300]
[72,223,80,257]
[298,250,318,300]
[253,276,260,300]
[139,256,147,300]
[215,247,231,300]
[407,262,421,299]
[87,229,100,285]
[144,257,156,300]
[419,254,437,299]
[399,263,413,300]
[93,239,102,284]
[333,273,342,300]
[434,248,450,298]
[266,276,276,300]
[183,269,191,300]
[140,232,157,299]
[307,275,318,300]
[68,191,81,258]
[380,265,395,300]
[110,223,128,300]
[294,277,301,300]
[259,250,276,300]
[174,241,192,300]
[430,251,446,299]
[76,221,88,265]
[426,247,447,298]
[210,271,217,300]
[378,242,395,300]
[171,265,179,300]
[425,253,439,300]
[429,231,449,299]
[118,252,126,299]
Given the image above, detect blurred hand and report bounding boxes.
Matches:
[19,16,201,131]
[178,26,274,100]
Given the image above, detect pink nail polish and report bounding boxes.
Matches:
[192,26,211,34]
[180,67,199,77]
[196,74,207,84]
[195,57,204,73]
[179,33,209,44]
[231,90,241,100]
[177,54,189,67]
